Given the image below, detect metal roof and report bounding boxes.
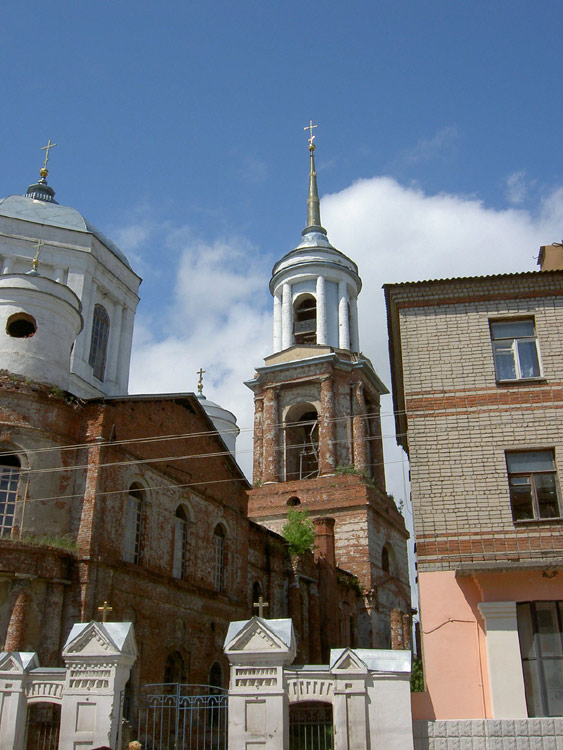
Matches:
[0,194,131,268]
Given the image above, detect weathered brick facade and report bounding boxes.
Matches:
[0,373,360,712]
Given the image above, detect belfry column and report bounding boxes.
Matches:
[350,296,360,352]
[316,276,327,345]
[319,376,335,474]
[262,387,279,483]
[5,581,31,651]
[281,283,292,350]
[253,395,264,483]
[352,381,368,472]
[273,292,282,352]
[338,280,350,350]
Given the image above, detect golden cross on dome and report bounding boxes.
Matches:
[97,600,113,622]
[40,139,57,171]
[32,239,44,272]
[197,368,206,395]
[304,120,318,149]
[253,595,269,618]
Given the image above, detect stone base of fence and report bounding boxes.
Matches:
[413,718,563,749]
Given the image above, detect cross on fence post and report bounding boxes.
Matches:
[97,600,113,622]
[253,595,269,618]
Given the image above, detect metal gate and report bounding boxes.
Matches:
[289,701,333,750]
[25,703,61,750]
[137,683,228,750]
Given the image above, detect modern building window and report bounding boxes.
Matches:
[490,319,541,381]
[213,525,226,592]
[123,483,144,564]
[89,304,110,381]
[0,454,20,538]
[173,505,190,579]
[517,601,563,717]
[506,451,561,521]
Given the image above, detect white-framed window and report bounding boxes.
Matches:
[173,505,190,579]
[0,454,20,538]
[123,483,144,563]
[506,450,561,521]
[517,601,563,717]
[89,304,110,381]
[490,318,541,381]
[213,525,226,592]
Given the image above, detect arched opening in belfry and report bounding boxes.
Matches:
[364,396,381,483]
[284,403,319,481]
[293,295,317,345]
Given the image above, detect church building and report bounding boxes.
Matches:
[0,140,410,728]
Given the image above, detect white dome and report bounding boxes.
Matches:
[197,394,240,456]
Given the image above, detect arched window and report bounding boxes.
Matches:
[173,505,190,579]
[123,483,144,564]
[213,525,226,592]
[89,304,110,381]
[209,661,223,691]
[293,295,317,345]
[284,404,319,481]
[382,546,390,573]
[0,454,20,538]
[381,543,396,576]
[164,650,186,685]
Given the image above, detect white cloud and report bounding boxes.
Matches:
[129,232,272,478]
[504,170,528,205]
[128,176,563,499]
[392,126,459,169]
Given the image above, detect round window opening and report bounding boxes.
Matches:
[6,313,37,339]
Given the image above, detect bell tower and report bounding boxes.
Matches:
[247,132,410,648]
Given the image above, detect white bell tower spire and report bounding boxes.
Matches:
[270,126,361,353]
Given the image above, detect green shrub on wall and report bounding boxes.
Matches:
[282,508,316,557]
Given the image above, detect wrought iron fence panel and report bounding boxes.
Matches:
[25,703,61,750]
[137,683,228,750]
[289,702,333,750]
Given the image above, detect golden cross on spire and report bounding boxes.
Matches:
[253,595,269,618]
[97,600,113,622]
[304,120,318,149]
[197,368,206,395]
[32,239,44,272]
[41,139,57,171]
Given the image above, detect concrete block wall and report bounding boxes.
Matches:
[413,718,563,749]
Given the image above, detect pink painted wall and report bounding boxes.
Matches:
[412,569,563,720]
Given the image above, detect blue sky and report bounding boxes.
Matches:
[3,1,563,505]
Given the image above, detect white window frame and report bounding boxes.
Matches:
[490,318,542,381]
[173,506,190,579]
[506,450,562,522]
[213,525,226,592]
[0,457,20,538]
[123,485,144,564]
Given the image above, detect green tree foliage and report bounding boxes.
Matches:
[411,657,424,692]
[282,509,316,557]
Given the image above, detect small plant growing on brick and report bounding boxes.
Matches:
[282,508,315,558]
